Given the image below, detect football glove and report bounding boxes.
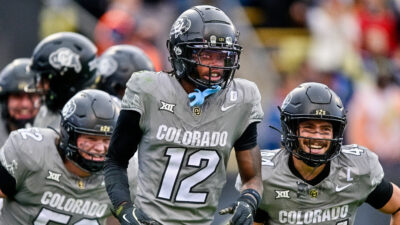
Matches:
[219,189,261,225]
[114,203,161,225]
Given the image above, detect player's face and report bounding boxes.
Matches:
[7,93,41,120]
[76,134,110,161]
[297,120,333,155]
[194,49,227,83]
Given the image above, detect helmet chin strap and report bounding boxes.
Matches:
[188,85,221,107]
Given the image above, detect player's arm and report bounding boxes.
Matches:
[104,110,142,208]
[0,162,16,199]
[365,179,400,224]
[235,122,263,195]
[378,183,400,225]
[219,122,262,225]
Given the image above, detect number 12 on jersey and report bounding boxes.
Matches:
[157,148,221,203]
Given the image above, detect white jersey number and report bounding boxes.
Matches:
[18,128,43,142]
[157,148,220,203]
[34,208,99,225]
[342,145,365,156]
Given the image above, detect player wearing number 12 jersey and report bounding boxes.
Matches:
[0,89,137,224]
[104,5,264,225]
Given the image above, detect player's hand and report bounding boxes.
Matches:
[114,203,161,225]
[219,189,260,225]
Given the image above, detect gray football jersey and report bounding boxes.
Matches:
[0,128,116,225]
[0,120,8,148]
[236,145,384,225]
[122,71,264,225]
[33,105,61,130]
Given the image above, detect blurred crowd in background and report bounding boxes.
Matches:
[1,0,400,224]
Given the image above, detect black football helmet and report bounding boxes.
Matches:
[59,89,120,173]
[167,5,242,90]
[0,58,39,126]
[29,32,97,112]
[96,44,155,99]
[280,82,347,167]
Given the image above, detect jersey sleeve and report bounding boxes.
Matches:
[366,148,384,190]
[245,80,264,124]
[121,71,152,114]
[342,144,384,194]
[0,129,43,188]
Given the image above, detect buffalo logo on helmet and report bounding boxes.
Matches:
[170,17,191,38]
[49,47,82,73]
[62,99,76,120]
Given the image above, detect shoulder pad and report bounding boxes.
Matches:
[125,71,162,93]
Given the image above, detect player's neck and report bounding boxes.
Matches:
[64,159,91,178]
[292,155,326,181]
[179,78,196,93]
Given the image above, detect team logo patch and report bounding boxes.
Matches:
[315,109,326,116]
[18,81,28,91]
[159,100,175,113]
[170,17,191,38]
[97,56,118,77]
[49,47,82,73]
[62,99,76,119]
[275,190,290,199]
[46,170,61,182]
[193,106,201,116]
[309,189,318,198]
[77,180,85,189]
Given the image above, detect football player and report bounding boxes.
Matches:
[27,32,98,129]
[104,5,264,225]
[0,89,136,224]
[0,58,41,146]
[96,44,155,99]
[237,82,400,225]
[0,58,41,212]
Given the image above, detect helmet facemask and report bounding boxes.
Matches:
[281,115,346,167]
[59,89,120,174]
[279,82,347,167]
[173,42,241,90]
[62,122,112,173]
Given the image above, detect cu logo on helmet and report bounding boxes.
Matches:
[170,17,191,38]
